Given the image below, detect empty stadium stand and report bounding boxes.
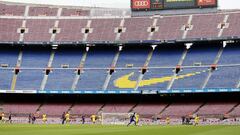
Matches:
[0,1,240,125]
[0,19,22,42]
[55,19,88,42]
[71,103,102,116]
[218,44,240,65]
[61,8,90,16]
[107,46,152,90]
[45,47,84,90]
[172,67,209,89]
[152,16,189,40]
[120,18,152,41]
[0,47,19,90]
[76,47,117,90]
[206,44,240,88]
[0,93,239,119]
[148,45,185,67]
[0,43,239,91]
[39,103,72,116]
[197,102,238,117]
[24,19,55,42]
[222,13,240,37]
[182,44,220,66]
[133,103,168,117]
[1,2,240,43]
[229,104,240,117]
[139,69,174,90]
[186,14,224,39]
[88,19,121,42]
[45,69,76,90]
[28,6,58,16]
[139,45,185,90]
[16,47,50,90]
[160,102,203,118]
[20,47,50,68]
[16,70,44,90]
[3,103,39,115]
[0,3,25,16]
[102,103,135,113]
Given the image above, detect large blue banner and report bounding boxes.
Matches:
[1,88,239,94]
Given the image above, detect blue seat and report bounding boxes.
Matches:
[206,44,240,88]
[139,68,174,90]
[183,44,220,66]
[0,69,13,89]
[172,67,209,89]
[21,48,50,68]
[206,66,240,88]
[116,46,151,67]
[45,69,76,90]
[107,69,140,90]
[149,45,185,67]
[107,46,151,90]
[0,44,238,91]
[52,47,84,68]
[45,48,84,90]
[76,70,108,90]
[218,44,240,64]
[16,70,44,90]
[16,48,50,90]
[0,47,18,89]
[138,45,184,90]
[0,47,19,67]
[84,47,117,68]
[76,47,116,90]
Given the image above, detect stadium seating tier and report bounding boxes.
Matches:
[1,2,240,42]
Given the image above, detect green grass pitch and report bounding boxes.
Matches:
[0,124,240,135]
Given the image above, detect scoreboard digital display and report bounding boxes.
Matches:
[164,0,196,9]
[131,0,217,11]
[197,0,217,6]
[151,0,164,10]
[131,0,151,10]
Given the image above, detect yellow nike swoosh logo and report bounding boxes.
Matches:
[114,70,208,89]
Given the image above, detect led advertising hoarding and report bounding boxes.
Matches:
[131,0,151,10]
[197,0,217,7]
[164,0,196,9]
[151,0,164,10]
[131,0,217,11]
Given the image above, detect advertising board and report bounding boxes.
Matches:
[197,0,217,6]
[131,0,151,10]
[150,0,164,10]
[164,0,196,9]
[131,0,218,11]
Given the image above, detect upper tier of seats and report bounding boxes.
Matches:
[0,3,240,43]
